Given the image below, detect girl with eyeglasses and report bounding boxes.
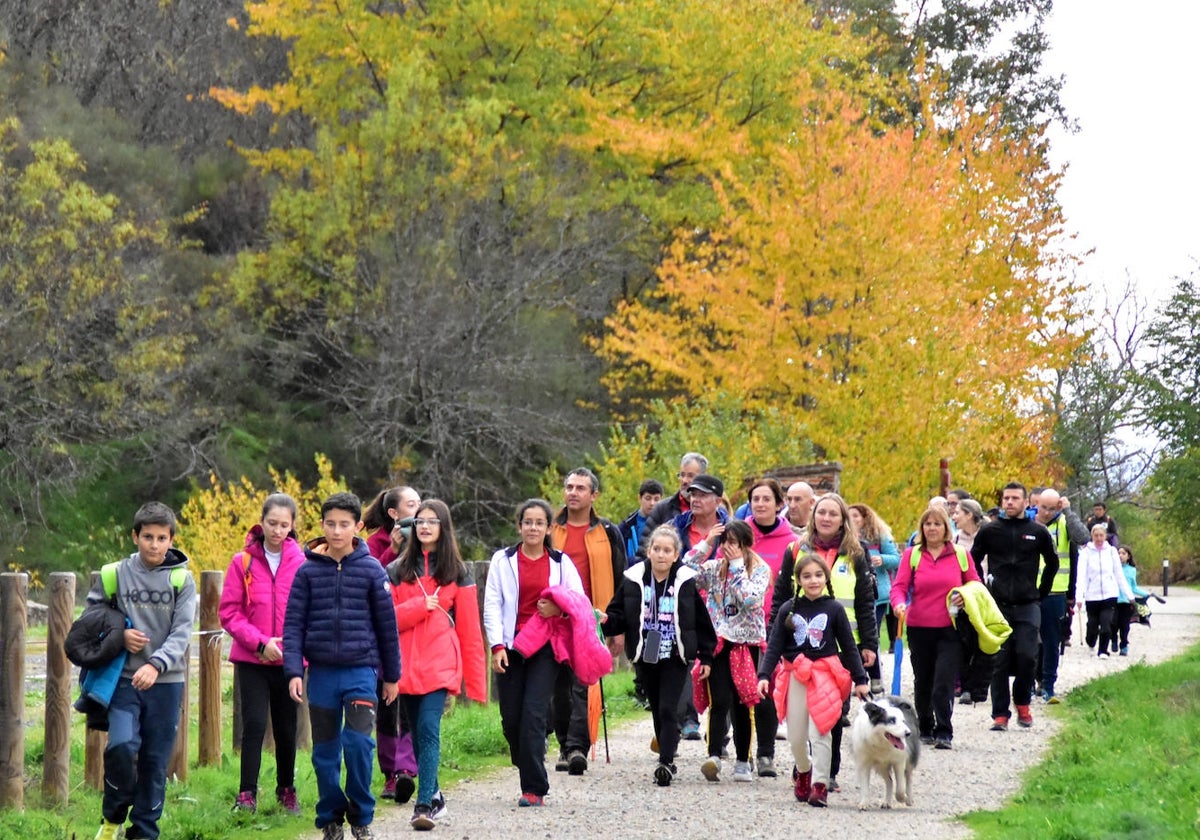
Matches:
[388,499,486,829]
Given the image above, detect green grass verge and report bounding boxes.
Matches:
[0,669,642,839]
[962,642,1200,839]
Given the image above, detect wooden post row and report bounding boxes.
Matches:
[0,572,28,809]
[42,572,75,805]
[198,570,222,766]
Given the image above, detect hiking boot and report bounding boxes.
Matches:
[653,762,677,787]
[1016,705,1034,728]
[700,756,722,781]
[276,786,300,815]
[793,766,812,801]
[233,791,257,813]
[350,824,375,840]
[383,774,398,798]
[410,804,435,831]
[567,750,588,775]
[554,750,569,772]
[808,782,828,807]
[322,823,345,840]
[394,772,416,804]
[94,821,124,840]
[429,790,446,820]
[756,756,777,778]
[517,792,544,807]
[732,761,753,782]
[990,716,1009,731]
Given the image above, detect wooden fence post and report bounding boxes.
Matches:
[168,642,190,782]
[0,572,28,809]
[198,571,223,766]
[42,572,75,805]
[84,571,106,789]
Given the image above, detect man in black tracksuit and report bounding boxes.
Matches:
[970,481,1057,731]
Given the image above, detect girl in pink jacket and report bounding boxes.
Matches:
[218,493,306,816]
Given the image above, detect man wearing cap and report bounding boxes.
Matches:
[671,474,729,562]
[640,452,709,555]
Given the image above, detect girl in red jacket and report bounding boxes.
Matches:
[389,499,487,830]
[218,493,306,816]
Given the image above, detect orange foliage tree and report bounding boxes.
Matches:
[597,84,1084,527]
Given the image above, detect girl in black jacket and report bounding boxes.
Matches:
[604,525,716,786]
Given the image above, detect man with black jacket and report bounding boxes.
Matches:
[970,482,1058,732]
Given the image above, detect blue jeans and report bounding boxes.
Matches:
[307,665,379,829]
[402,689,448,805]
[1038,594,1067,695]
[103,678,184,840]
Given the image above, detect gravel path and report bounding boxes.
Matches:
[355,589,1200,839]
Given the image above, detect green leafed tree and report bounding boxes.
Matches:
[0,114,192,518]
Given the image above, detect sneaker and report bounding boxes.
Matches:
[700,756,722,782]
[681,721,701,740]
[518,792,544,807]
[828,776,840,793]
[1016,705,1033,727]
[869,678,884,696]
[808,782,828,807]
[567,750,588,775]
[793,766,812,801]
[776,722,788,740]
[410,804,435,831]
[1120,645,1129,656]
[322,824,345,840]
[277,786,300,815]
[554,751,569,772]
[383,775,398,798]
[958,692,974,705]
[934,738,952,750]
[429,790,447,820]
[394,772,416,804]
[756,756,778,778]
[1047,694,1061,705]
[990,716,1009,731]
[653,762,677,787]
[233,791,257,813]
[732,761,753,782]
[919,734,935,745]
[1098,651,1110,659]
[94,821,124,840]
[350,825,375,840]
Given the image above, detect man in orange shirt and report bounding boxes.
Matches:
[550,468,625,775]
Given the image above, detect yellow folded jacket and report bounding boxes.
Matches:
[949,580,1012,655]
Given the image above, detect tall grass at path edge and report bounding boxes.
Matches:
[962,642,1200,839]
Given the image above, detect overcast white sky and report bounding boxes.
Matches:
[1043,1,1199,309]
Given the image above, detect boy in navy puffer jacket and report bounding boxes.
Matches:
[284,493,402,840]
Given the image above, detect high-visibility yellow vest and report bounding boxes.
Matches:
[1039,516,1072,594]
[829,553,861,644]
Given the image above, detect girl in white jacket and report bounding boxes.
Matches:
[1073,524,1134,658]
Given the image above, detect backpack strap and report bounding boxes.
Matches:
[236,551,252,605]
[101,562,120,607]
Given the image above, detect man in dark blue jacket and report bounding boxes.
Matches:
[284,492,402,840]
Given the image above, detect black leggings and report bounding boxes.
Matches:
[236,662,298,794]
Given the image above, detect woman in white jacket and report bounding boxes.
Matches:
[1073,524,1134,658]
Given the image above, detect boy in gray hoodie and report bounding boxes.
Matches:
[89,502,196,840]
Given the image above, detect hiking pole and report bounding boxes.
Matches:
[599,676,610,763]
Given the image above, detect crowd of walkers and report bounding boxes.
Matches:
[84,457,1153,840]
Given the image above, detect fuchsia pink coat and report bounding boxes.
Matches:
[513,585,613,686]
[218,525,305,665]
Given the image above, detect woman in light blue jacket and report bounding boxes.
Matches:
[849,503,899,693]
